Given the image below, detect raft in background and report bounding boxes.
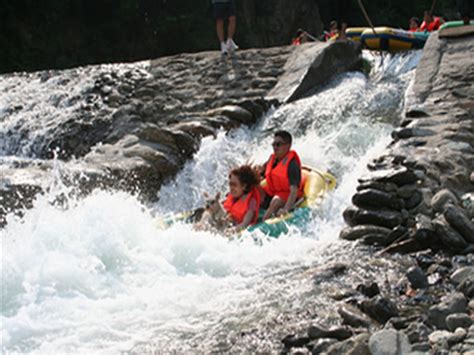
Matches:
[440,20,474,29]
[345,27,370,42]
[360,27,430,51]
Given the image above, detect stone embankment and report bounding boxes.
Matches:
[280,28,474,355]
[0,41,361,225]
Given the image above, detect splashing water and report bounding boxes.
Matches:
[1,51,421,353]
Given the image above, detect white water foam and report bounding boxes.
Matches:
[1,52,420,353]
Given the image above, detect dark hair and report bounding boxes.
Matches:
[410,17,420,25]
[274,130,292,145]
[295,29,304,37]
[230,165,260,193]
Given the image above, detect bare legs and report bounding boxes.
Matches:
[216,19,225,43]
[228,16,236,40]
[262,196,285,221]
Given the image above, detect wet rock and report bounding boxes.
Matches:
[369,329,411,355]
[427,292,468,329]
[323,333,370,355]
[458,274,474,298]
[405,322,431,343]
[405,189,424,210]
[352,189,404,210]
[413,214,438,246]
[428,330,452,345]
[360,234,390,246]
[356,282,380,298]
[268,41,362,103]
[282,335,310,349]
[312,262,348,283]
[344,207,403,229]
[339,225,391,241]
[443,205,474,243]
[360,296,399,324]
[307,324,353,341]
[415,251,435,269]
[406,266,429,289]
[338,305,374,328]
[461,192,474,219]
[356,181,398,193]
[307,338,337,354]
[431,189,459,212]
[411,342,431,352]
[405,108,430,118]
[433,219,468,252]
[450,267,474,286]
[210,105,254,124]
[396,184,419,199]
[446,313,472,331]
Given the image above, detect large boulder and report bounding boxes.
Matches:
[267,40,362,103]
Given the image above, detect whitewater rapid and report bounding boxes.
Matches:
[1,51,421,353]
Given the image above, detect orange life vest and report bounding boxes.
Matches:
[263,150,305,201]
[223,187,261,225]
[420,17,442,32]
[292,38,301,46]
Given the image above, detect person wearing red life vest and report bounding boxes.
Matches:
[223,165,261,232]
[408,17,420,32]
[261,131,305,221]
[420,11,444,32]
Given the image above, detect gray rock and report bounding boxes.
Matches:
[352,189,404,210]
[308,338,337,354]
[324,333,370,355]
[446,313,472,331]
[428,330,452,344]
[406,322,431,343]
[406,266,429,289]
[450,267,474,286]
[427,292,468,329]
[210,105,254,124]
[443,205,474,243]
[411,342,431,352]
[338,305,374,328]
[344,207,403,229]
[368,329,411,355]
[431,189,459,213]
[282,335,310,349]
[360,296,399,324]
[458,274,474,298]
[339,225,392,241]
[268,41,362,103]
[312,262,348,283]
[433,219,468,252]
[307,324,353,341]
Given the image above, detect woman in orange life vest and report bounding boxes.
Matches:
[223,165,261,232]
[261,130,305,221]
[420,10,444,32]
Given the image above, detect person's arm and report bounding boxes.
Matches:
[277,159,301,215]
[278,185,298,215]
[234,197,257,231]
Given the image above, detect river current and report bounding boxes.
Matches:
[1,51,421,353]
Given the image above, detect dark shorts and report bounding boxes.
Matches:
[213,1,236,20]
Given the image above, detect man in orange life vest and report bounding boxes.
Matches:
[420,10,444,32]
[261,131,305,221]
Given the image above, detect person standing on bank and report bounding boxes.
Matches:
[261,131,305,221]
[212,0,239,55]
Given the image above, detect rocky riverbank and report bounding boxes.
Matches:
[0,40,361,226]
[278,27,474,355]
